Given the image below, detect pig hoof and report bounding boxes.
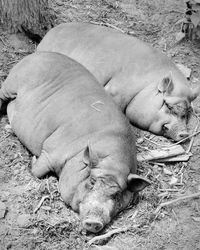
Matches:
[31,153,51,178]
[83,219,103,233]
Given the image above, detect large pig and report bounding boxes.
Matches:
[0,52,150,233]
[37,22,200,141]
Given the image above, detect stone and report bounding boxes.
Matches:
[16,214,31,228]
[137,137,144,144]
[163,168,173,176]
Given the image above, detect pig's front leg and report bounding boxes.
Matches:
[31,151,51,178]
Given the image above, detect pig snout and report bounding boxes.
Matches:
[80,203,112,233]
[163,122,189,142]
[176,130,189,141]
[82,217,104,233]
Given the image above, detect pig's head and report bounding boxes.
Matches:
[126,74,199,141]
[59,145,150,233]
[79,173,149,233]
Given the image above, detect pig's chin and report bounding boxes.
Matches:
[79,204,111,233]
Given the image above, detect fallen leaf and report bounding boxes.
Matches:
[4,124,13,134]
[163,168,173,176]
[137,145,185,162]
[41,205,51,211]
[93,246,119,250]
[176,32,185,42]
[17,214,31,227]
[192,216,200,222]
[176,63,192,78]
[169,176,178,185]
[157,153,191,162]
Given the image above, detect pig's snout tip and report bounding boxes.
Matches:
[176,131,189,141]
[83,218,104,233]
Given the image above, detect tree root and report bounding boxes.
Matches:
[33,195,50,213]
[155,192,200,214]
[87,226,132,246]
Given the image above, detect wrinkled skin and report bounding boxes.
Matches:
[37,22,200,141]
[59,146,150,233]
[79,177,133,232]
[0,52,150,233]
[125,75,193,141]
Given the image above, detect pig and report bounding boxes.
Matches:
[0,52,150,233]
[37,22,200,141]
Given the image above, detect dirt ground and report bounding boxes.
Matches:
[0,0,200,249]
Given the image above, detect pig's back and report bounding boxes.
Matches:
[6,52,128,155]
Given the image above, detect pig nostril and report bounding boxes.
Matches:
[83,220,103,233]
[85,222,92,227]
[95,224,102,232]
[178,132,189,139]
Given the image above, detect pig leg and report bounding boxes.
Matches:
[0,77,18,102]
[0,82,17,115]
[0,89,9,114]
[31,152,51,178]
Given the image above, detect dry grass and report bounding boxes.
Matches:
[0,0,200,249]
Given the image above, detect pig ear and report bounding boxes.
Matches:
[190,85,200,101]
[83,144,99,167]
[127,173,151,193]
[157,74,174,95]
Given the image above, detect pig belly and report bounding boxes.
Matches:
[7,99,42,156]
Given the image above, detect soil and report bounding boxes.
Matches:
[0,0,200,249]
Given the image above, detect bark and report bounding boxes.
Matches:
[0,0,55,37]
[183,0,200,40]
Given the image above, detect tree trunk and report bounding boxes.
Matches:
[0,0,55,38]
[183,0,200,40]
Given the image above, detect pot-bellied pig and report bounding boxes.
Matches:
[37,22,199,141]
[0,52,150,233]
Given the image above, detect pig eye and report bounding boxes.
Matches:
[165,102,172,110]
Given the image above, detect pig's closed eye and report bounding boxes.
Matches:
[162,101,171,110]
[111,191,121,200]
[165,102,173,110]
[181,113,189,122]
